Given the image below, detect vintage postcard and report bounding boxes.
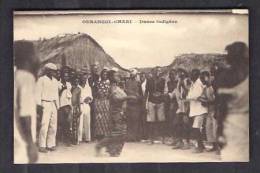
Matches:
[13,10,249,163]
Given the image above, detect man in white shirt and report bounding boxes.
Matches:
[36,63,60,153]
[78,69,93,142]
[57,69,72,146]
[187,69,207,153]
[14,40,39,163]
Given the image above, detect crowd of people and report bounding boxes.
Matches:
[14,40,249,163]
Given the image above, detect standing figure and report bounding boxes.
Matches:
[36,63,60,153]
[199,71,219,154]
[93,69,111,140]
[186,69,208,153]
[95,70,137,157]
[145,66,166,144]
[71,74,81,145]
[89,62,101,139]
[78,70,93,142]
[139,72,148,140]
[14,40,39,163]
[218,42,249,161]
[89,62,101,89]
[165,68,178,142]
[125,68,142,142]
[170,69,191,150]
[57,69,72,146]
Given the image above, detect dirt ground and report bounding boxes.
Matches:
[37,141,221,163]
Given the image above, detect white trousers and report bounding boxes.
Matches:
[78,103,91,142]
[39,102,57,148]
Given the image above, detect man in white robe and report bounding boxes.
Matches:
[78,69,93,142]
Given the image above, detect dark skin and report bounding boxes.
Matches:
[190,70,200,83]
[46,69,59,109]
[140,73,146,83]
[92,64,100,76]
[111,72,137,102]
[63,72,70,83]
[59,72,70,96]
[176,70,190,98]
[72,78,82,115]
[55,70,61,81]
[16,51,39,163]
[198,74,212,104]
[130,72,137,80]
[101,70,108,81]
[152,67,163,97]
[37,68,59,115]
[45,69,56,80]
[79,74,92,104]
[169,69,178,82]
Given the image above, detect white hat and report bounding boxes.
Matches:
[111,67,118,72]
[44,63,57,70]
[130,68,138,75]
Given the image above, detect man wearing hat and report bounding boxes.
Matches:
[125,68,142,142]
[36,63,60,153]
[14,40,39,163]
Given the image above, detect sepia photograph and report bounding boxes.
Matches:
[13,10,249,163]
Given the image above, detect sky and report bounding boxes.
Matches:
[14,11,248,68]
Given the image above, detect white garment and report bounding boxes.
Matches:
[78,82,92,142]
[57,80,63,90]
[59,81,72,107]
[38,101,57,148]
[79,82,93,104]
[36,75,60,108]
[14,70,36,163]
[141,79,147,95]
[78,103,91,142]
[141,79,149,109]
[187,78,207,117]
[36,75,59,148]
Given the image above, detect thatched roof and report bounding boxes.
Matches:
[17,33,128,74]
[137,53,227,76]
